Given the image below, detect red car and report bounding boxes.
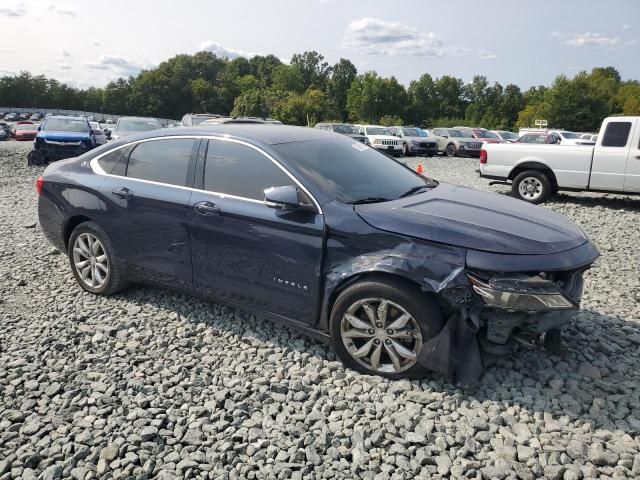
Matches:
[517,133,561,144]
[457,127,503,144]
[13,121,38,141]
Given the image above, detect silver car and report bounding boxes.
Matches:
[112,117,161,140]
[430,128,483,157]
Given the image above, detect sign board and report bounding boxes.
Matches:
[534,119,548,128]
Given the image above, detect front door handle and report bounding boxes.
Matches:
[112,187,133,199]
[193,201,221,216]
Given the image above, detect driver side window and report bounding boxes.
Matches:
[203,140,292,201]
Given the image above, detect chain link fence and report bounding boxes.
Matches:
[0,107,178,126]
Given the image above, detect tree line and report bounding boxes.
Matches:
[1,50,639,131]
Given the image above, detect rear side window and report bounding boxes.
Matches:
[601,122,631,147]
[204,140,291,200]
[97,148,126,174]
[125,138,196,186]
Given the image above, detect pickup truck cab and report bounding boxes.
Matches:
[480,116,640,203]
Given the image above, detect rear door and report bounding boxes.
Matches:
[188,138,325,326]
[95,137,199,289]
[590,119,635,191]
[624,119,640,192]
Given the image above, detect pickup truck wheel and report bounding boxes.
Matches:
[512,170,551,204]
[330,279,443,379]
[445,144,457,157]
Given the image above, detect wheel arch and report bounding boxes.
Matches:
[63,215,92,251]
[508,161,558,188]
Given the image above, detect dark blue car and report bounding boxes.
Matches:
[36,125,599,384]
[32,116,96,163]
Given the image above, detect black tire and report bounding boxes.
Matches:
[512,170,552,204]
[68,221,127,295]
[27,150,46,166]
[330,277,443,379]
[445,143,457,157]
[403,143,410,157]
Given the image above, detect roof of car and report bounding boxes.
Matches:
[110,124,340,146]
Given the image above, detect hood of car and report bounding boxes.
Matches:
[477,138,502,143]
[367,135,398,141]
[406,136,436,144]
[38,131,91,141]
[354,183,587,255]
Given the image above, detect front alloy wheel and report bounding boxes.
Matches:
[340,298,422,374]
[446,144,457,157]
[330,278,443,379]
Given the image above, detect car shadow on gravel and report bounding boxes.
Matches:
[122,284,640,435]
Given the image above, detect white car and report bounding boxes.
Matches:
[480,116,640,203]
[547,130,595,145]
[354,125,402,157]
[112,117,161,140]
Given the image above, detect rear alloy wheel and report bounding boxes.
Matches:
[330,279,443,379]
[512,170,551,204]
[68,221,127,295]
[445,143,457,157]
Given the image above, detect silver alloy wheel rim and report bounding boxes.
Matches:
[446,145,455,156]
[72,233,109,289]
[340,297,423,374]
[519,177,543,200]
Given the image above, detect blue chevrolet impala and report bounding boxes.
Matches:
[37,125,599,385]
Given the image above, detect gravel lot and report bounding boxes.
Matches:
[1,141,639,480]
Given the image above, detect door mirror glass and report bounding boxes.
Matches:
[264,185,315,212]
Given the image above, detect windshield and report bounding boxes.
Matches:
[499,131,518,139]
[475,129,499,139]
[366,127,390,136]
[272,137,435,204]
[447,129,466,138]
[402,128,427,137]
[43,118,87,132]
[117,119,160,132]
[333,124,358,134]
[16,124,35,130]
[559,131,580,139]
[191,116,219,125]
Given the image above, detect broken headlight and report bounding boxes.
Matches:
[467,273,576,311]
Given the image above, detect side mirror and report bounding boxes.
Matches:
[264,185,315,213]
[442,134,449,138]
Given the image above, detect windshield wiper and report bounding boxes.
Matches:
[398,185,430,198]
[351,197,391,205]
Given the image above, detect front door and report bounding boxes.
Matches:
[624,120,640,192]
[96,137,199,290]
[590,120,636,191]
[188,138,325,325]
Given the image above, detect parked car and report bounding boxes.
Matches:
[200,117,266,126]
[112,117,161,140]
[13,121,39,141]
[491,130,519,142]
[0,122,11,136]
[480,116,640,203]
[455,127,503,145]
[430,128,483,157]
[90,121,108,145]
[547,130,595,145]
[106,118,114,124]
[36,125,599,383]
[315,123,369,144]
[30,112,43,121]
[387,126,438,156]
[31,116,96,163]
[517,133,561,144]
[580,133,598,142]
[4,113,19,121]
[354,125,402,156]
[181,113,223,126]
[0,128,7,141]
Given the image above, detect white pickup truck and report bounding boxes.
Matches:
[480,116,640,203]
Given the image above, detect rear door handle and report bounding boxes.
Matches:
[112,187,133,199]
[193,201,221,216]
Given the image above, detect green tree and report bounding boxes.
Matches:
[290,51,331,90]
[379,115,403,126]
[326,58,357,121]
[271,65,305,93]
[408,73,438,126]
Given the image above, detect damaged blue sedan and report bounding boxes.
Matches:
[37,125,599,386]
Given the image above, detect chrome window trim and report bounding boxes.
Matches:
[89,135,323,214]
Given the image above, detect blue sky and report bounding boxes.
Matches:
[0,0,638,89]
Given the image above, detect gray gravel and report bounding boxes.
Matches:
[1,141,639,479]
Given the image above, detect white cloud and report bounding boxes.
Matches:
[59,63,72,70]
[93,41,101,47]
[0,69,16,76]
[48,4,76,16]
[197,41,259,59]
[553,31,635,48]
[479,52,498,60]
[343,17,491,59]
[0,48,17,54]
[85,55,146,76]
[622,24,631,30]
[0,3,27,17]
[60,49,71,57]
